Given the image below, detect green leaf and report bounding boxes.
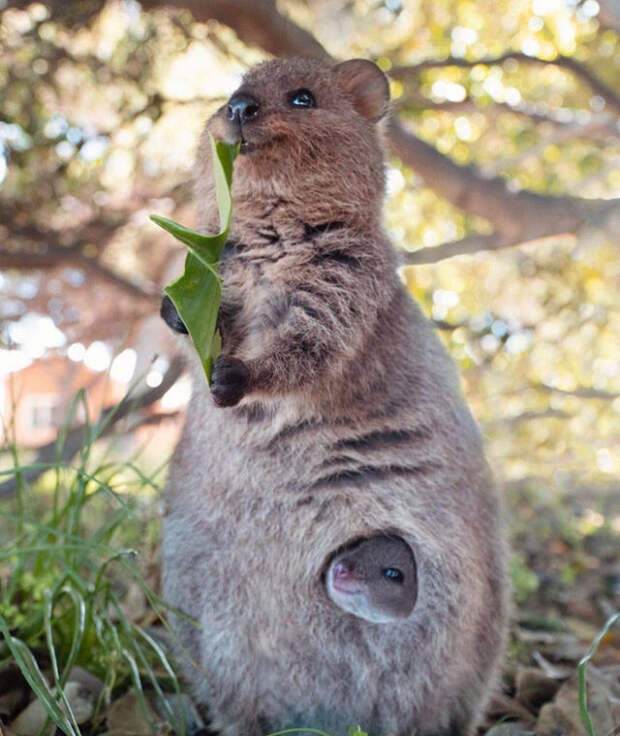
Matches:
[213,138,236,231]
[164,253,222,381]
[150,133,239,383]
[149,214,225,268]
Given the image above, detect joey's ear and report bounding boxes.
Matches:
[333,59,390,122]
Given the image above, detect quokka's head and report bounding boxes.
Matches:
[197,57,391,224]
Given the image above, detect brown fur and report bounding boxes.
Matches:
[162,58,508,736]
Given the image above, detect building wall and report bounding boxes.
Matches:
[1,358,127,446]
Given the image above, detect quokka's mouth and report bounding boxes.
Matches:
[239,134,284,155]
[332,582,363,597]
[239,139,256,154]
[329,572,364,598]
[239,138,272,155]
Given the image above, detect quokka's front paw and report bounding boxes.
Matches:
[211,355,250,407]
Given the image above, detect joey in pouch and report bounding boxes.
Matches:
[325,534,418,624]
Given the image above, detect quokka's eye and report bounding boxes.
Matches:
[383,568,404,583]
[288,89,316,109]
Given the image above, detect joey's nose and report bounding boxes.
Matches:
[333,562,354,580]
[227,93,260,123]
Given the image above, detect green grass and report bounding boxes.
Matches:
[2,383,616,736]
[0,387,186,736]
[578,611,619,736]
[0,383,372,736]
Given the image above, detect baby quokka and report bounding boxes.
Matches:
[325,534,417,624]
[162,57,508,736]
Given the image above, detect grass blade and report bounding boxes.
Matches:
[266,730,332,736]
[0,615,79,736]
[577,611,619,736]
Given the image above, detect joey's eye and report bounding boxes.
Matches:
[288,89,316,109]
[383,568,404,583]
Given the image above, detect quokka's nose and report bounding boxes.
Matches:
[226,93,260,123]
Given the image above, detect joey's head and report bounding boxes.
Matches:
[325,535,417,624]
[198,57,390,225]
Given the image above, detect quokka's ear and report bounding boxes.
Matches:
[333,59,390,123]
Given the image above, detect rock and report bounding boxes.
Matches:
[67,666,105,698]
[63,681,95,724]
[9,698,53,736]
[0,689,27,720]
[486,722,535,736]
[8,680,95,736]
[0,724,20,736]
[0,665,29,721]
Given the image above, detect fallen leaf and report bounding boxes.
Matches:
[105,691,162,735]
[119,582,148,623]
[535,667,619,736]
[151,692,204,734]
[532,651,573,680]
[517,629,585,660]
[484,693,536,724]
[515,667,561,712]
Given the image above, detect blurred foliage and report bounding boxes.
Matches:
[0,392,183,736]
[0,2,618,516]
[0,6,619,732]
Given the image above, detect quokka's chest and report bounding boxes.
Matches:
[219,232,312,287]
[217,240,317,338]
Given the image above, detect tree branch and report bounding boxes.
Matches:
[431,318,467,331]
[388,118,599,237]
[32,0,619,264]
[388,119,620,259]
[138,0,329,59]
[595,0,620,32]
[535,383,620,401]
[396,96,620,138]
[402,234,512,264]
[74,253,160,304]
[0,355,185,497]
[0,244,79,270]
[482,408,573,429]
[1,217,160,304]
[140,0,619,261]
[390,52,620,112]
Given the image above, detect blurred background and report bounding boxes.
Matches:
[0,0,619,723]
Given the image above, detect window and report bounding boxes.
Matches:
[26,396,56,430]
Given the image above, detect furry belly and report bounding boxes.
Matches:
[162,503,424,735]
[162,371,503,736]
[161,489,461,736]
